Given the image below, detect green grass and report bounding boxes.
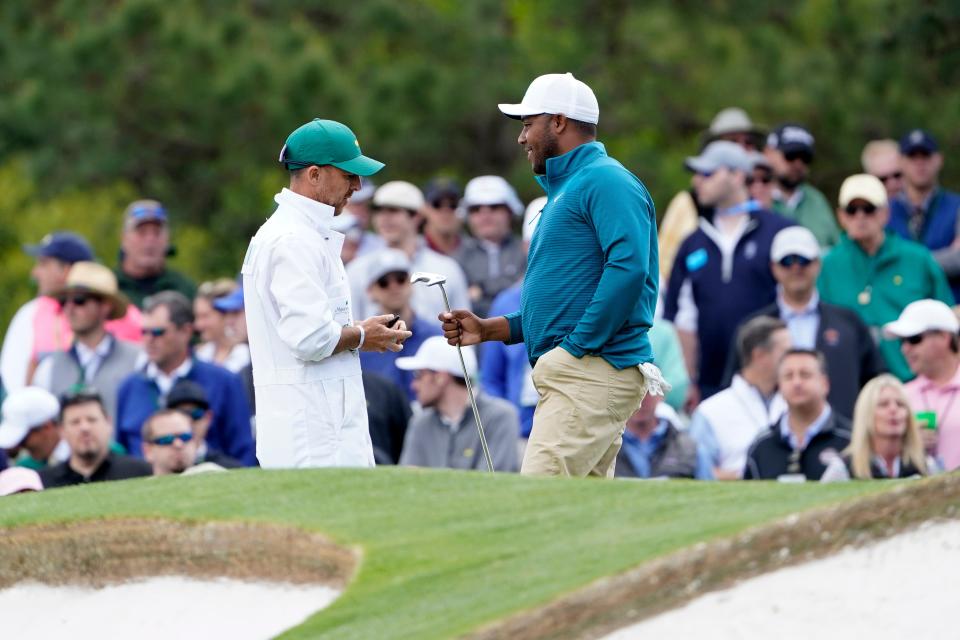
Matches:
[0,468,890,639]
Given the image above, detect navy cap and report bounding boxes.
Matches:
[900,129,938,155]
[166,379,210,410]
[424,177,462,206]
[23,232,94,264]
[213,286,244,313]
[766,123,815,157]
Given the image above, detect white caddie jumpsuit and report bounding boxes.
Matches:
[242,187,374,468]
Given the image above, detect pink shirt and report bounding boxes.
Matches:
[905,364,960,471]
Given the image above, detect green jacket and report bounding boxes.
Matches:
[819,233,954,380]
[115,266,197,309]
[773,183,841,248]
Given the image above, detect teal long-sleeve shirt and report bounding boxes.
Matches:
[504,141,658,370]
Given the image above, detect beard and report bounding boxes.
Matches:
[531,131,561,175]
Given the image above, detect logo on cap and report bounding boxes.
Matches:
[910,130,924,144]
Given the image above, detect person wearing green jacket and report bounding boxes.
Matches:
[819,174,954,381]
[767,123,842,248]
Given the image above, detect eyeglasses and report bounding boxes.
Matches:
[783,150,813,164]
[901,333,927,346]
[376,272,409,289]
[150,432,194,446]
[844,203,878,216]
[61,295,100,307]
[746,175,773,186]
[877,171,902,183]
[141,327,168,338]
[778,255,813,268]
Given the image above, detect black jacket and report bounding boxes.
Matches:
[744,411,852,480]
[724,300,885,418]
[39,452,153,489]
[363,372,411,465]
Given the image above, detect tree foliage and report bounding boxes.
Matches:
[0,0,958,327]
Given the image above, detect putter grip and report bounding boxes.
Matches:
[386,314,400,328]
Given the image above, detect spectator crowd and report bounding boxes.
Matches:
[2,110,959,495]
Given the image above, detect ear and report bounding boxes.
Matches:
[552,114,568,134]
[307,165,324,184]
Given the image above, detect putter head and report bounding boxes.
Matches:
[410,271,447,287]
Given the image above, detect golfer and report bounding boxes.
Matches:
[244,119,412,468]
[441,73,668,477]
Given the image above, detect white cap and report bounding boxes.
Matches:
[498,73,599,125]
[373,181,425,212]
[0,387,60,449]
[771,226,821,262]
[523,196,548,243]
[839,173,887,208]
[883,299,960,338]
[395,335,477,379]
[461,176,523,216]
[685,140,752,174]
[709,107,758,136]
[0,467,43,496]
[366,248,412,288]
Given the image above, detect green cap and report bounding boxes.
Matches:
[279,119,385,176]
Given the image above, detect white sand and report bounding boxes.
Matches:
[604,519,960,640]
[0,577,339,640]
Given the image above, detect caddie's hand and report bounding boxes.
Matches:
[361,314,412,353]
[440,310,483,347]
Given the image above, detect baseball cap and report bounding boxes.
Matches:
[23,232,94,264]
[523,196,548,243]
[748,151,771,170]
[166,379,210,411]
[883,299,959,338]
[461,176,524,216]
[767,124,815,157]
[213,285,244,313]
[123,199,168,231]
[424,177,462,206]
[396,335,477,379]
[899,129,939,155]
[366,249,412,288]
[709,107,761,136]
[373,181,425,212]
[685,141,752,174]
[0,387,60,449]
[498,73,600,125]
[771,226,821,262]
[838,174,887,208]
[0,467,43,496]
[279,119,385,177]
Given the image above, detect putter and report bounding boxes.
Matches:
[410,271,495,473]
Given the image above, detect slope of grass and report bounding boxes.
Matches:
[0,468,890,639]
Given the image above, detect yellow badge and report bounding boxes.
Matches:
[463,448,474,458]
[857,289,871,305]
[893,275,903,285]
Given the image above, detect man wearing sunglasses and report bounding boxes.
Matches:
[142,409,214,476]
[765,123,840,248]
[887,130,960,301]
[245,119,412,469]
[884,299,960,471]
[861,139,904,201]
[724,227,884,419]
[166,379,242,469]
[819,174,954,381]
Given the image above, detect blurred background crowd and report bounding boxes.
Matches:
[1,1,959,492]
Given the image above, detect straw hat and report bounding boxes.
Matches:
[57,261,129,320]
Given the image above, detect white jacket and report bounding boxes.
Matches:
[243,188,374,468]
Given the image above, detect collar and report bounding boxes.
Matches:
[623,419,670,447]
[871,454,901,478]
[778,405,832,450]
[274,187,337,235]
[731,373,772,404]
[146,356,193,382]
[914,362,960,392]
[715,199,762,218]
[777,288,820,319]
[75,334,114,363]
[538,141,606,191]
[894,186,939,213]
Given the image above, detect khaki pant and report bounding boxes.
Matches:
[521,347,646,477]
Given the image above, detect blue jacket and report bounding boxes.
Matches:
[505,141,658,369]
[360,315,440,402]
[481,283,534,437]
[888,187,960,298]
[663,210,795,398]
[116,358,256,466]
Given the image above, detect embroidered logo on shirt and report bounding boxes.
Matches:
[893,275,903,286]
[686,248,708,272]
[823,328,840,346]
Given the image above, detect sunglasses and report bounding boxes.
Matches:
[901,333,927,346]
[150,432,194,446]
[746,175,773,186]
[844,203,877,216]
[697,170,714,179]
[376,272,408,289]
[778,255,813,268]
[61,295,101,307]
[141,327,168,338]
[783,150,813,164]
[877,171,902,183]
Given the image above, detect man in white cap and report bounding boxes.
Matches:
[455,175,527,318]
[397,336,518,471]
[663,140,793,407]
[243,119,412,468]
[704,107,764,151]
[884,299,960,470]
[441,73,666,477]
[31,262,144,422]
[0,386,68,471]
[725,226,884,418]
[347,180,471,321]
[819,174,953,381]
